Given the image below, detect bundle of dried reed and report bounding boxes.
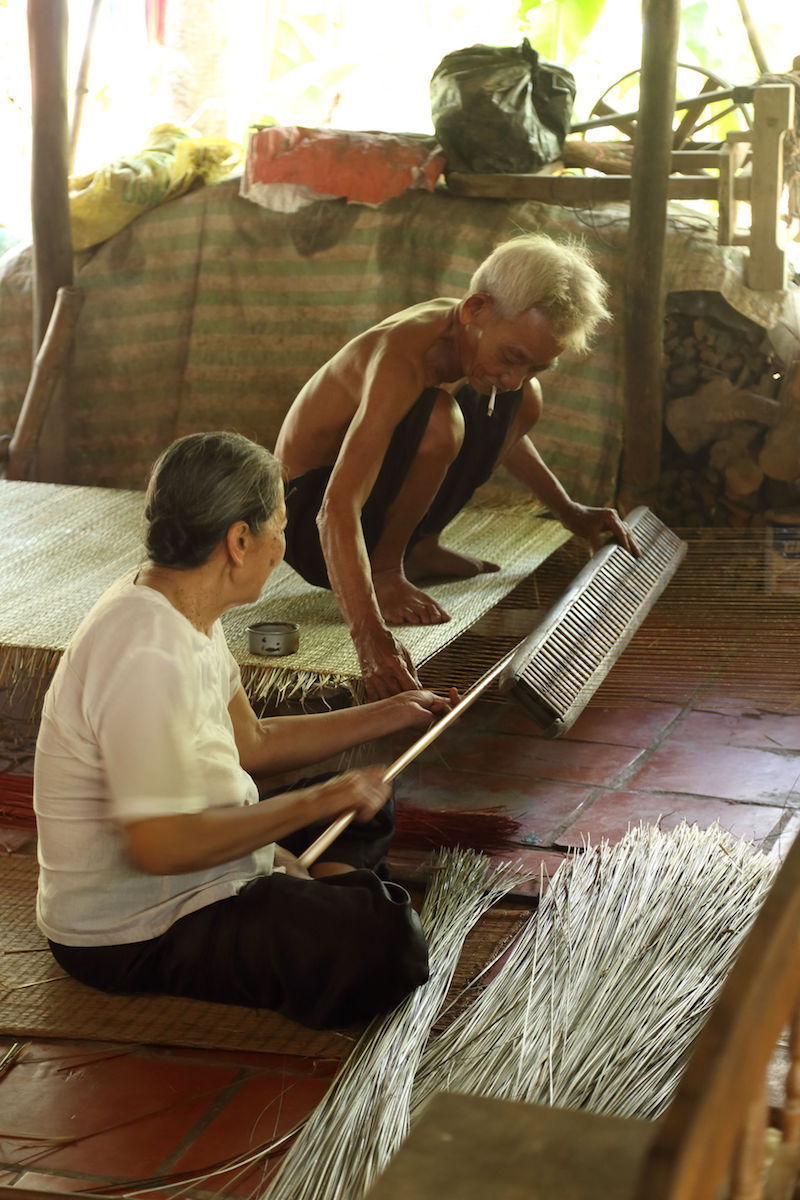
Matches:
[263,848,534,1200]
[412,822,777,1124]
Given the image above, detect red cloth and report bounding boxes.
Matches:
[244,126,446,205]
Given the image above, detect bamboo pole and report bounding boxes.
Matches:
[28,0,73,356]
[68,0,103,174]
[734,0,771,76]
[27,0,74,481]
[296,649,518,869]
[6,286,84,481]
[617,0,680,513]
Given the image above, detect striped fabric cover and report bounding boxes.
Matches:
[0,179,784,503]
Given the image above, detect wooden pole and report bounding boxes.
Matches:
[69,0,103,174]
[296,650,517,870]
[747,83,794,291]
[28,0,73,355]
[27,0,74,480]
[734,0,771,76]
[617,0,680,513]
[6,286,84,481]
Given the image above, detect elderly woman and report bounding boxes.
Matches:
[34,431,445,1029]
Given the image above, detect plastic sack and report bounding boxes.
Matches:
[242,126,446,210]
[431,39,576,174]
[69,124,242,251]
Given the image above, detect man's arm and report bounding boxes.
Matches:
[317,350,429,698]
[502,383,638,556]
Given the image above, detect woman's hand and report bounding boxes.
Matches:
[318,765,394,823]
[380,687,459,730]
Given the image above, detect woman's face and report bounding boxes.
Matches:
[246,492,287,600]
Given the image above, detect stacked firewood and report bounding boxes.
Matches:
[657,310,800,526]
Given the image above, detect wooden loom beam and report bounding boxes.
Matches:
[617,0,680,513]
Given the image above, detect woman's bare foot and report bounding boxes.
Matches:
[406,536,501,582]
[372,569,451,626]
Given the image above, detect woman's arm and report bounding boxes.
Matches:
[229,684,450,775]
[124,765,389,875]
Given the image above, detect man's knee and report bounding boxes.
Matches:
[418,390,464,464]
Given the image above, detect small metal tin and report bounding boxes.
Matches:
[247,621,300,656]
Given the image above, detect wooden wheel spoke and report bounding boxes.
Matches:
[589,98,638,140]
[581,62,751,148]
[673,74,722,149]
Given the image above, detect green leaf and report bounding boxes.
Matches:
[517,0,607,62]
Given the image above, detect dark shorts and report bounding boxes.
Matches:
[284,383,524,588]
[48,782,428,1029]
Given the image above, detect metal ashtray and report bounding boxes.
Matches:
[247,621,300,657]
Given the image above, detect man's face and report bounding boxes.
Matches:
[459,297,564,396]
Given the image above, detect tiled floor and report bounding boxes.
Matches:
[1,691,799,1196]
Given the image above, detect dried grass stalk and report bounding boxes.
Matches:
[262,848,534,1200]
[412,822,777,1124]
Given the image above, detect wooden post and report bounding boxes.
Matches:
[27,0,74,480]
[6,286,84,482]
[28,0,73,354]
[69,0,103,174]
[734,0,771,75]
[718,133,749,245]
[747,83,794,292]
[617,0,680,512]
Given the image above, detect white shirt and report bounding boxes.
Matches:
[35,571,274,946]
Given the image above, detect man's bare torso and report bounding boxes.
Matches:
[274,298,460,478]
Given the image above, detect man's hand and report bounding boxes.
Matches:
[358,625,420,700]
[559,502,640,557]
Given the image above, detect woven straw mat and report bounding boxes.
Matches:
[0,480,569,697]
[0,853,529,1057]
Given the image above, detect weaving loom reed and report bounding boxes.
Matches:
[419,528,800,714]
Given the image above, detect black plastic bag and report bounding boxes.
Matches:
[431,38,576,174]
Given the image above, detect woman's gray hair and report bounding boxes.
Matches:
[144,431,283,569]
[469,233,611,353]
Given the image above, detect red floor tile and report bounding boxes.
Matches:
[169,1064,337,1188]
[150,1046,338,1076]
[396,769,590,847]
[0,1045,238,1179]
[9,1172,100,1193]
[493,702,682,748]
[669,708,800,751]
[627,743,800,804]
[438,731,645,787]
[484,847,568,891]
[558,790,787,848]
[690,693,799,716]
[771,812,800,861]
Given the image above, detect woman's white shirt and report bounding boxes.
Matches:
[35,571,274,946]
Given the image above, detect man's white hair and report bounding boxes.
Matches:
[468,233,611,353]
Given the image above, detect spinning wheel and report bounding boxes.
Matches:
[583,63,753,149]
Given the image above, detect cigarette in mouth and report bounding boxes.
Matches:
[487,386,497,416]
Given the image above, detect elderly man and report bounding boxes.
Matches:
[275,233,635,700]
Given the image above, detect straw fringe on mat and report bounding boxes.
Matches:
[0,480,566,704]
[412,823,777,1126]
[264,849,534,1200]
[0,853,526,1063]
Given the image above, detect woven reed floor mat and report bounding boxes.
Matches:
[0,480,567,702]
[0,854,528,1059]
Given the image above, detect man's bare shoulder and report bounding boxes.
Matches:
[330,297,459,383]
